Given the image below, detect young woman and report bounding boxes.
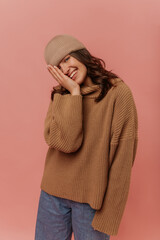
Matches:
[34,34,138,240]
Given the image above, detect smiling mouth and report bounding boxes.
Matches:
[70,70,78,79]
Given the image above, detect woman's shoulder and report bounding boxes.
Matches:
[110,77,124,85]
[109,78,136,109]
[110,77,134,97]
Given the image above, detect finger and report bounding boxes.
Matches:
[48,66,61,84]
[48,66,62,80]
[52,66,65,82]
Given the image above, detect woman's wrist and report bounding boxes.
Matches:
[71,88,81,95]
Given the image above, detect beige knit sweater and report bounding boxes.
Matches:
[40,76,138,236]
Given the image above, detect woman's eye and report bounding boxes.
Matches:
[65,57,70,62]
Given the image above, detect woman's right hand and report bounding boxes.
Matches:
[47,65,81,95]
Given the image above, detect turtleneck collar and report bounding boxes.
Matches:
[53,76,123,97]
[53,76,101,96]
[80,76,101,96]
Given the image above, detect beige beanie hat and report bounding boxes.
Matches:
[44,34,86,66]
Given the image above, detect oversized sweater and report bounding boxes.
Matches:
[40,76,138,236]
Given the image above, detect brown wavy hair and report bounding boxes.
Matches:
[51,48,120,102]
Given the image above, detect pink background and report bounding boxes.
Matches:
[0,0,160,239]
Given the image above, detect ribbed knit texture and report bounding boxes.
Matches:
[40,77,138,236]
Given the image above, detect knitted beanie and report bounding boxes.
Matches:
[44,34,86,66]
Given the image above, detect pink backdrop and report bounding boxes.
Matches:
[0,0,160,239]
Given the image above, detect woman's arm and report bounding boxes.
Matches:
[91,83,138,235]
[44,93,83,153]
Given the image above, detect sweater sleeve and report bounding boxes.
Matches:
[91,84,138,235]
[43,93,83,153]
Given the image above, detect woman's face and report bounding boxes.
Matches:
[57,54,88,85]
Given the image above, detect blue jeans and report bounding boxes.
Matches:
[35,189,110,240]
